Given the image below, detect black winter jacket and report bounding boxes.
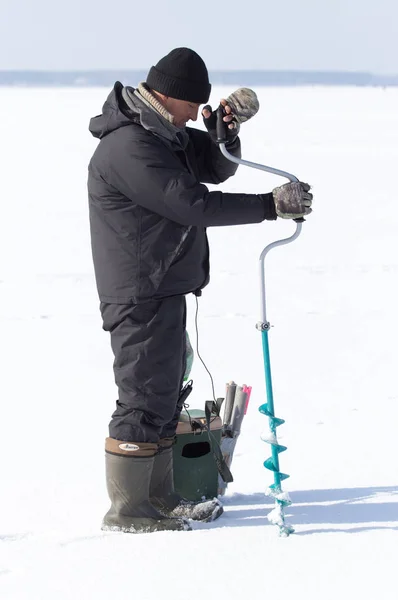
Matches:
[88,82,275,303]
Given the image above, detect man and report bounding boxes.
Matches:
[88,47,312,534]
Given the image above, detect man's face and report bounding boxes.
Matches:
[164,97,201,128]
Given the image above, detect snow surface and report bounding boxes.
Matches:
[1,86,397,599]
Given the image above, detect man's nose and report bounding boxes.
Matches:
[190,107,199,121]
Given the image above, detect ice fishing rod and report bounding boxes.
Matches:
[216,104,301,536]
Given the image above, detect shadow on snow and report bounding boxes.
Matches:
[198,485,398,533]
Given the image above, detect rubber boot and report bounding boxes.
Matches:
[102,438,191,533]
[149,438,223,523]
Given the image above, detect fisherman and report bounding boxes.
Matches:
[87,47,313,533]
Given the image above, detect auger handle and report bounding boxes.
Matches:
[218,141,299,184]
[216,105,229,143]
[218,139,303,323]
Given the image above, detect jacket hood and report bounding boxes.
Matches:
[88,82,134,140]
[88,81,189,150]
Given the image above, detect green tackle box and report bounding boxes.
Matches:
[173,409,222,501]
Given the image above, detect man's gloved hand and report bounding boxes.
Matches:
[202,100,240,145]
[226,88,259,124]
[272,182,313,219]
[202,88,259,145]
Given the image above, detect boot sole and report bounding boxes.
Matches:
[102,517,191,533]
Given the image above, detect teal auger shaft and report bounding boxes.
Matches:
[258,326,294,537]
[261,329,281,490]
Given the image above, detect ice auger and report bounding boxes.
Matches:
[216,105,304,536]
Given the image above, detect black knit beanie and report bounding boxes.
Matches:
[146,47,211,104]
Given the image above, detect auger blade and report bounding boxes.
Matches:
[267,503,294,536]
[260,431,287,448]
[279,524,295,537]
[264,474,291,488]
[270,417,285,428]
[274,444,287,453]
[274,493,293,508]
[263,457,277,471]
[266,487,292,502]
[259,403,271,416]
[259,406,285,425]
[260,431,277,444]
[266,470,290,481]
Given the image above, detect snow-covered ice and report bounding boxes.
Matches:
[0,85,397,599]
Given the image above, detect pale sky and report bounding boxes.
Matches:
[1,0,398,74]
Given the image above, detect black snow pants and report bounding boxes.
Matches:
[100,295,187,443]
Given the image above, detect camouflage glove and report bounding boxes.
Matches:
[226,87,259,124]
[272,182,313,219]
[202,88,259,145]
